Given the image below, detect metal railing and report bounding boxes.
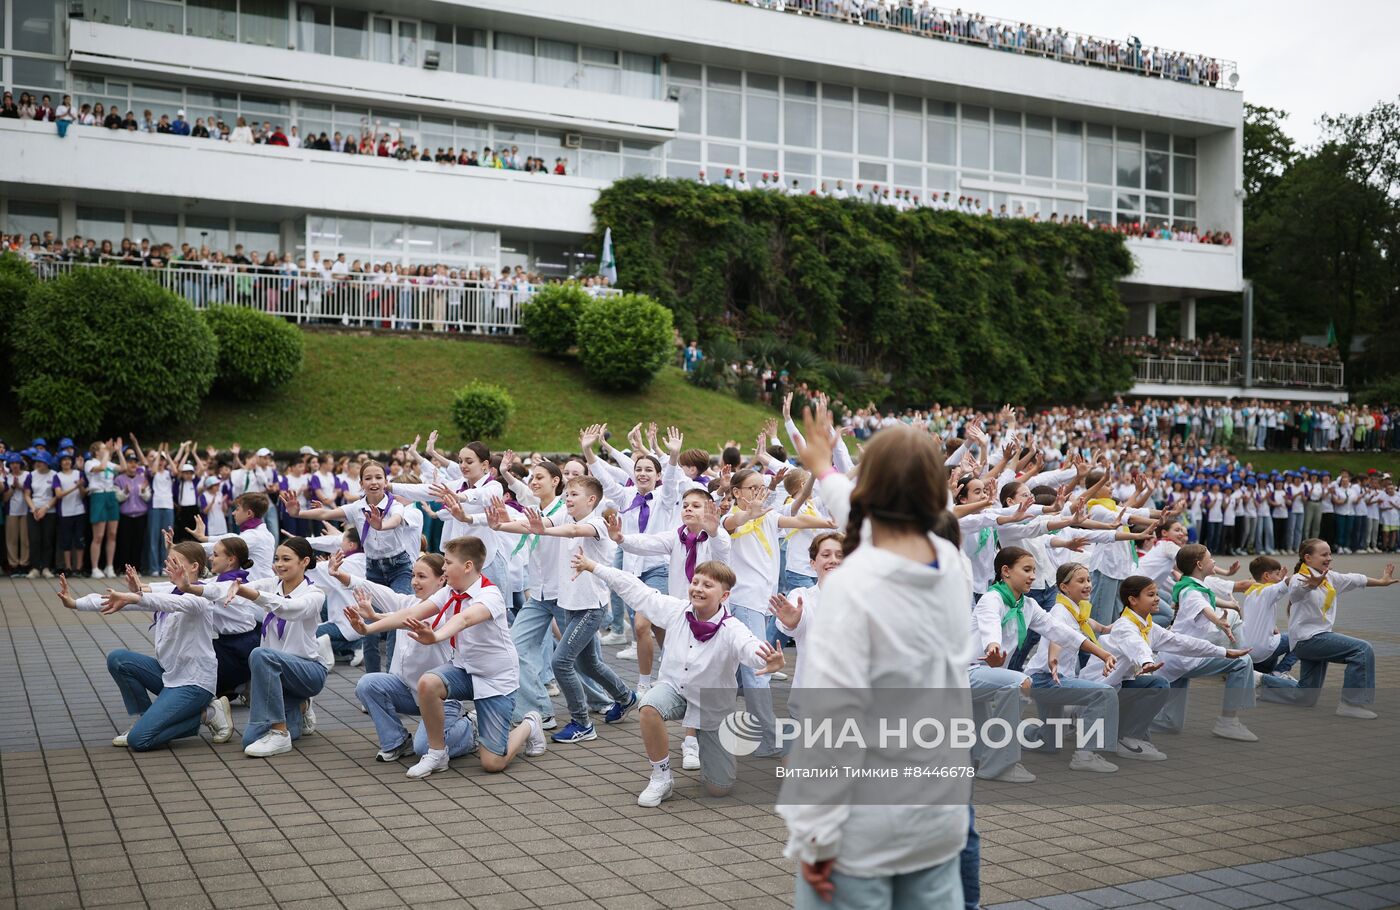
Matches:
[1133,356,1344,390]
[735,0,1238,89]
[23,259,619,334]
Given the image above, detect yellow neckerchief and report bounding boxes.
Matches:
[731,514,774,557]
[1121,607,1153,643]
[1299,565,1337,616]
[1087,497,1118,513]
[1243,581,1274,598]
[782,495,819,541]
[1056,593,1097,643]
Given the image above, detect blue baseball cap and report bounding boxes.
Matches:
[58,437,74,449]
[31,437,47,447]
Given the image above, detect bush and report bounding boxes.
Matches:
[201,305,305,398]
[12,267,217,434]
[574,293,675,391]
[15,375,104,438]
[450,380,515,440]
[521,283,591,356]
[0,252,38,386]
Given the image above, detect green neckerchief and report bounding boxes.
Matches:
[512,497,564,556]
[1171,575,1216,610]
[1127,538,1140,565]
[990,580,1027,647]
[976,526,997,554]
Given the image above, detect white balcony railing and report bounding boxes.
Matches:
[24,259,618,334]
[1133,356,1344,390]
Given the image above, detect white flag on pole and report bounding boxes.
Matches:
[600,227,618,284]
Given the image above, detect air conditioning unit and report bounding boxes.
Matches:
[564,133,582,149]
[423,49,441,70]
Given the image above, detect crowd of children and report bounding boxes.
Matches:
[20,398,1397,910]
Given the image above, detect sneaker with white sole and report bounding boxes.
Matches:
[356,700,368,714]
[551,721,597,744]
[978,762,1036,783]
[376,738,416,762]
[205,696,233,743]
[350,648,364,668]
[406,748,450,779]
[1336,702,1378,719]
[545,681,560,697]
[27,568,39,579]
[1069,750,1118,773]
[302,700,317,735]
[112,728,132,747]
[523,711,548,757]
[42,569,54,579]
[637,773,674,808]
[599,631,627,646]
[770,671,788,681]
[1211,717,1258,742]
[104,566,117,579]
[1115,737,1167,761]
[682,738,701,771]
[616,645,638,661]
[316,635,335,670]
[604,691,638,724]
[244,730,292,757]
[540,715,558,731]
[91,568,104,579]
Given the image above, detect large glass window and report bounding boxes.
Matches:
[493,33,534,82]
[6,201,59,240]
[857,90,888,158]
[621,53,659,99]
[676,85,702,134]
[1116,147,1141,188]
[1055,120,1082,181]
[1173,155,1196,195]
[12,57,64,91]
[821,103,852,152]
[1145,150,1170,192]
[784,98,816,148]
[13,0,59,53]
[926,119,955,165]
[133,211,179,246]
[454,28,486,75]
[76,207,125,243]
[296,3,331,55]
[535,39,578,88]
[185,216,228,253]
[240,0,287,47]
[1087,142,1112,185]
[960,123,989,171]
[707,90,741,140]
[993,127,1021,175]
[746,146,777,171]
[132,0,182,34]
[369,18,392,64]
[186,0,235,42]
[893,113,921,161]
[236,219,281,254]
[332,8,365,59]
[421,22,452,71]
[747,94,779,144]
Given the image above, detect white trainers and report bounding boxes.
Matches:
[1069,750,1119,773]
[376,739,416,762]
[91,568,104,579]
[636,680,653,695]
[682,738,701,771]
[1115,737,1167,761]
[978,762,1036,783]
[599,631,627,646]
[546,681,560,696]
[104,565,117,579]
[350,648,364,668]
[244,730,292,757]
[205,696,233,743]
[26,569,39,579]
[637,773,674,808]
[1336,702,1378,719]
[302,700,317,735]
[1211,717,1258,742]
[316,635,335,670]
[524,711,548,757]
[616,645,638,661]
[540,715,558,731]
[771,671,789,681]
[406,748,450,779]
[112,728,131,747]
[42,569,54,579]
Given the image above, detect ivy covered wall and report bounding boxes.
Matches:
[591,178,1136,405]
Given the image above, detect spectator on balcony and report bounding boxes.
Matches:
[140,109,156,133]
[54,95,75,122]
[120,110,138,131]
[554,158,568,175]
[103,105,123,130]
[33,94,55,122]
[1,92,19,119]
[156,114,173,134]
[266,125,289,147]
[171,111,191,137]
[191,118,210,139]
[229,117,255,145]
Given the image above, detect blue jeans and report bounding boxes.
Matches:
[354,671,474,756]
[242,647,328,747]
[782,569,816,596]
[106,649,213,751]
[1028,671,1119,750]
[1118,674,1171,741]
[606,547,627,635]
[795,855,963,909]
[1258,513,1275,552]
[1152,656,1258,733]
[364,552,413,674]
[733,603,779,753]
[144,507,174,575]
[552,606,629,726]
[960,805,979,910]
[1293,631,1375,706]
[968,665,1025,778]
[1286,511,1303,551]
[314,621,357,659]
[1088,571,1122,627]
[510,597,559,722]
[1254,634,1298,675]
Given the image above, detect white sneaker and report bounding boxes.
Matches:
[546,681,560,696]
[636,680,653,695]
[302,700,317,735]
[637,773,674,808]
[42,569,54,579]
[356,700,368,714]
[599,631,627,646]
[104,565,117,579]
[540,715,558,731]
[91,568,104,579]
[978,762,1036,783]
[26,569,39,579]
[1115,737,1167,761]
[112,728,131,747]
[616,645,638,661]
[524,711,548,757]
[771,671,789,681]
[406,748,450,779]
[1336,702,1378,719]
[376,739,415,762]
[1211,717,1258,742]
[316,635,335,670]
[205,696,233,743]
[682,738,701,770]
[1069,750,1118,773]
[244,730,292,757]
[350,648,364,668]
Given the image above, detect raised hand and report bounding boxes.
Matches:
[604,510,624,544]
[525,508,546,535]
[402,616,437,646]
[280,489,301,515]
[768,592,803,629]
[700,499,721,536]
[56,573,77,610]
[100,589,141,615]
[123,564,142,593]
[328,548,344,577]
[353,587,376,621]
[569,547,596,578]
[1100,653,1117,676]
[984,642,1006,667]
[191,514,206,540]
[645,422,659,453]
[664,426,683,459]
[344,605,369,637]
[754,640,786,676]
[365,504,385,530]
[799,403,834,476]
[166,557,189,589]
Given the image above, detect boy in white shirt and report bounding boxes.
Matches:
[571,550,784,807]
[1237,556,1299,675]
[190,492,276,580]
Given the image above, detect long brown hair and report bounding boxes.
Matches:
[843,425,948,554]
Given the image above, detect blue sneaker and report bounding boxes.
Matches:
[604,691,638,724]
[551,721,597,744]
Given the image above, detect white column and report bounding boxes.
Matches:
[1146,300,1158,337]
[1180,297,1196,340]
[58,199,78,238]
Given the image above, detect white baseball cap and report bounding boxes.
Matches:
[255,447,272,457]
[299,446,318,456]
[177,109,185,117]
[180,463,195,472]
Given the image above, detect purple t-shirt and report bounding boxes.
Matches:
[115,469,150,517]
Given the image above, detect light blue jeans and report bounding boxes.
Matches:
[794,855,963,909]
[511,597,560,722]
[968,664,1026,778]
[354,671,475,756]
[144,507,174,575]
[242,647,328,748]
[1088,571,1122,627]
[107,649,213,751]
[552,606,629,726]
[1293,631,1375,706]
[1152,655,1265,733]
[1028,671,1119,751]
[732,603,779,754]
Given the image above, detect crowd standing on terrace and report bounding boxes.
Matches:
[1115,334,1342,366]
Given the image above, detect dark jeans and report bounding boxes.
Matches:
[28,513,57,572]
[116,512,147,575]
[214,627,261,697]
[960,804,980,910]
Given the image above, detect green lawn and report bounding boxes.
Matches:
[56,330,774,453]
[1239,450,1400,477]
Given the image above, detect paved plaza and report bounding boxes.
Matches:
[2,557,1400,909]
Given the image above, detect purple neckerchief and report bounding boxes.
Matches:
[360,493,394,541]
[677,527,708,581]
[504,499,526,514]
[685,608,728,643]
[625,491,652,532]
[216,569,249,584]
[150,586,183,629]
[262,578,311,639]
[238,516,262,531]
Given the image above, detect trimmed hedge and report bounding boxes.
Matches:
[520,283,591,356]
[202,304,305,398]
[575,293,674,391]
[450,380,515,440]
[13,267,217,434]
[0,252,39,387]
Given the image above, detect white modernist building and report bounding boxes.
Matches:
[3,0,1242,334]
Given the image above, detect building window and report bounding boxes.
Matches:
[454,27,485,75]
[185,0,235,41]
[240,0,288,47]
[296,3,331,55]
[493,32,534,83]
[331,8,365,59]
[13,0,60,52]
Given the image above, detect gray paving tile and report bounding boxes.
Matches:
[1158,896,1232,910]
[1069,887,1141,909]
[1119,880,1185,901]
[1195,868,1264,888]
[1324,891,1396,910]
[1157,873,1228,894]
[1030,895,1097,910]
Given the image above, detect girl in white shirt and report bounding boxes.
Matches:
[53,453,87,575]
[56,542,233,750]
[1286,538,1397,718]
[307,456,343,510]
[186,537,327,757]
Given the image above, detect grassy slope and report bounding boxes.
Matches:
[160,330,774,452]
[1238,450,1400,477]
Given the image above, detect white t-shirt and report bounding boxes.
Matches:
[555,513,616,611]
[53,469,86,516]
[343,494,422,560]
[430,576,518,698]
[25,469,58,511]
[84,459,117,494]
[150,468,175,509]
